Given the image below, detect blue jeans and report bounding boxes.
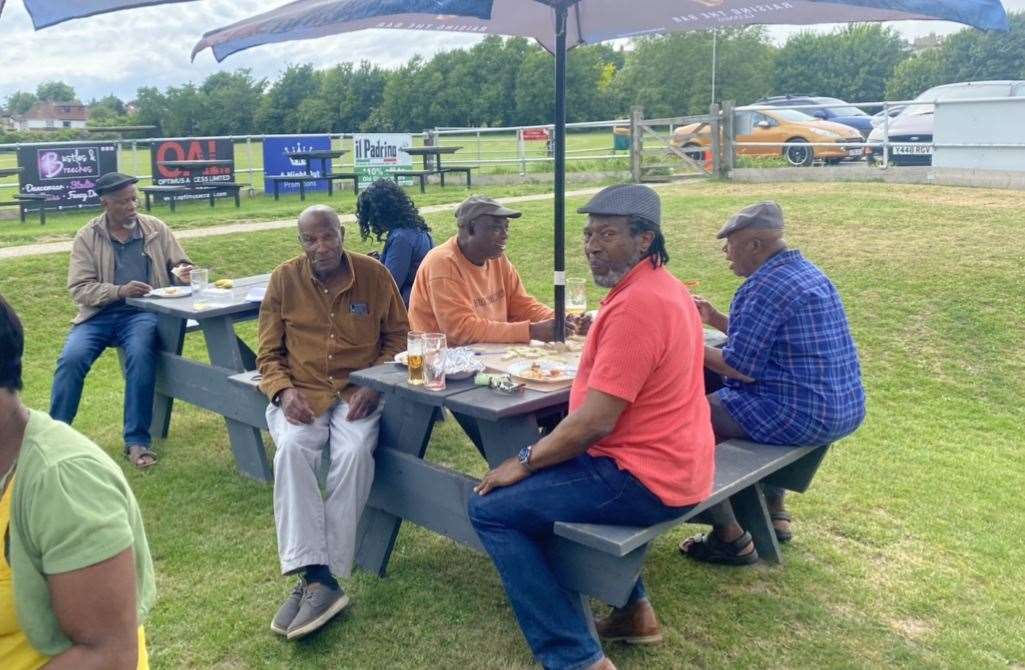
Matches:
[50,307,159,447]
[468,454,693,670]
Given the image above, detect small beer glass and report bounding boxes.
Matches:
[407,331,426,385]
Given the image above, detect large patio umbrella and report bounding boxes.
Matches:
[7,0,1009,339]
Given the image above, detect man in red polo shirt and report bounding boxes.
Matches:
[468,184,715,670]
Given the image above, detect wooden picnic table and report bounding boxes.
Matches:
[0,166,22,178]
[126,274,272,480]
[403,145,462,172]
[158,159,235,187]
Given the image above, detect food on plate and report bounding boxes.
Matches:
[214,278,234,289]
[163,288,180,296]
[508,360,576,382]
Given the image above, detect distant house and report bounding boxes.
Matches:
[910,33,944,55]
[13,102,89,131]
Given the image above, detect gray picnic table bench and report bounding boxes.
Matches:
[126,274,273,481]
[123,286,832,638]
[343,334,832,637]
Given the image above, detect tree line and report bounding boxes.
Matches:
[4,14,1024,142]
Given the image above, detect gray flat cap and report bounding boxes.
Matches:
[455,195,521,226]
[716,201,784,239]
[577,183,661,227]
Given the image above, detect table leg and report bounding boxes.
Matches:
[299,180,306,201]
[355,396,439,576]
[418,174,426,194]
[273,180,280,201]
[731,482,782,564]
[150,315,186,440]
[200,316,271,481]
[451,413,540,468]
[437,154,446,187]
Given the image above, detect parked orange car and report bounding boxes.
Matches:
[672,107,863,166]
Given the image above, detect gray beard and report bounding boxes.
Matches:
[121,217,138,230]
[591,252,643,288]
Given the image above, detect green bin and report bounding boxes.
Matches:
[613,126,631,151]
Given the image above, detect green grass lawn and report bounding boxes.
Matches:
[2,181,1023,669]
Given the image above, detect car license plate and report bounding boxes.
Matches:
[892,145,932,155]
[847,148,862,157]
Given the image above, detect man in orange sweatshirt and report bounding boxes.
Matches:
[408,196,566,346]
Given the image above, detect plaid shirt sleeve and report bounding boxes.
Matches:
[722,282,798,380]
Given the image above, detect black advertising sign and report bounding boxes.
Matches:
[18,142,119,211]
[149,138,235,201]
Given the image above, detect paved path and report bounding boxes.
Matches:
[0,182,695,261]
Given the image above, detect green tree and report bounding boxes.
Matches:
[515,44,624,125]
[773,24,907,102]
[615,29,775,118]
[5,91,37,115]
[885,12,1025,99]
[36,81,77,102]
[256,64,321,133]
[161,84,205,136]
[199,70,266,136]
[131,87,168,136]
[318,60,388,132]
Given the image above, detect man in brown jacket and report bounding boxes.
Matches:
[50,172,192,470]
[258,204,407,641]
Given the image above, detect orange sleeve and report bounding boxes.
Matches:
[426,276,530,345]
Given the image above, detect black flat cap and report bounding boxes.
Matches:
[577,184,661,227]
[716,201,784,239]
[94,172,139,195]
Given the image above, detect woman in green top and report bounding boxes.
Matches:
[0,294,155,669]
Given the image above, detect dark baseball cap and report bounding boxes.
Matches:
[455,195,522,226]
[95,172,139,195]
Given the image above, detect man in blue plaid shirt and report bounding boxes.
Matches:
[680,201,865,566]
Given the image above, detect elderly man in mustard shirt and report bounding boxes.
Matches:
[257,205,408,641]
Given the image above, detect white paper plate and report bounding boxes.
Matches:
[147,286,192,298]
[508,360,577,383]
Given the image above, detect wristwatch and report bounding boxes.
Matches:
[517,444,535,472]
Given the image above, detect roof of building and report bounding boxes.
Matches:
[16,102,89,122]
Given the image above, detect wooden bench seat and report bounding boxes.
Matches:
[264,173,359,200]
[141,182,245,212]
[0,193,48,224]
[389,169,433,193]
[438,165,476,188]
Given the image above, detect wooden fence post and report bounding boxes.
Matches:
[721,100,736,178]
[630,106,643,183]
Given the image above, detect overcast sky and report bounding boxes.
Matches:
[1,0,1022,103]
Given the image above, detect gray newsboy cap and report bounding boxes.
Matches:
[455,195,521,226]
[716,201,784,239]
[577,183,661,227]
[95,172,139,195]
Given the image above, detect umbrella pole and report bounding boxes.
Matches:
[553,3,567,342]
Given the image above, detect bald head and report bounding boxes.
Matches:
[298,204,341,229]
[297,204,345,278]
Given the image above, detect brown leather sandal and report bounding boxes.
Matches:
[679,530,759,566]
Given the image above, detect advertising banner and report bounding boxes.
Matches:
[149,138,235,202]
[262,135,331,196]
[353,133,413,189]
[17,142,118,211]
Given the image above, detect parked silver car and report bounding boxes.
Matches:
[866,80,1025,166]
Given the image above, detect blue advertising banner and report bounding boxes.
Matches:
[262,135,332,196]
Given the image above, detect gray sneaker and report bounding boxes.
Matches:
[270,579,306,635]
[285,582,349,640]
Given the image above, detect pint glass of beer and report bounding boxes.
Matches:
[407,331,426,385]
[566,278,587,317]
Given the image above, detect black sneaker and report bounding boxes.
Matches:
[270,579,306,635]
[285,582,349,640]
